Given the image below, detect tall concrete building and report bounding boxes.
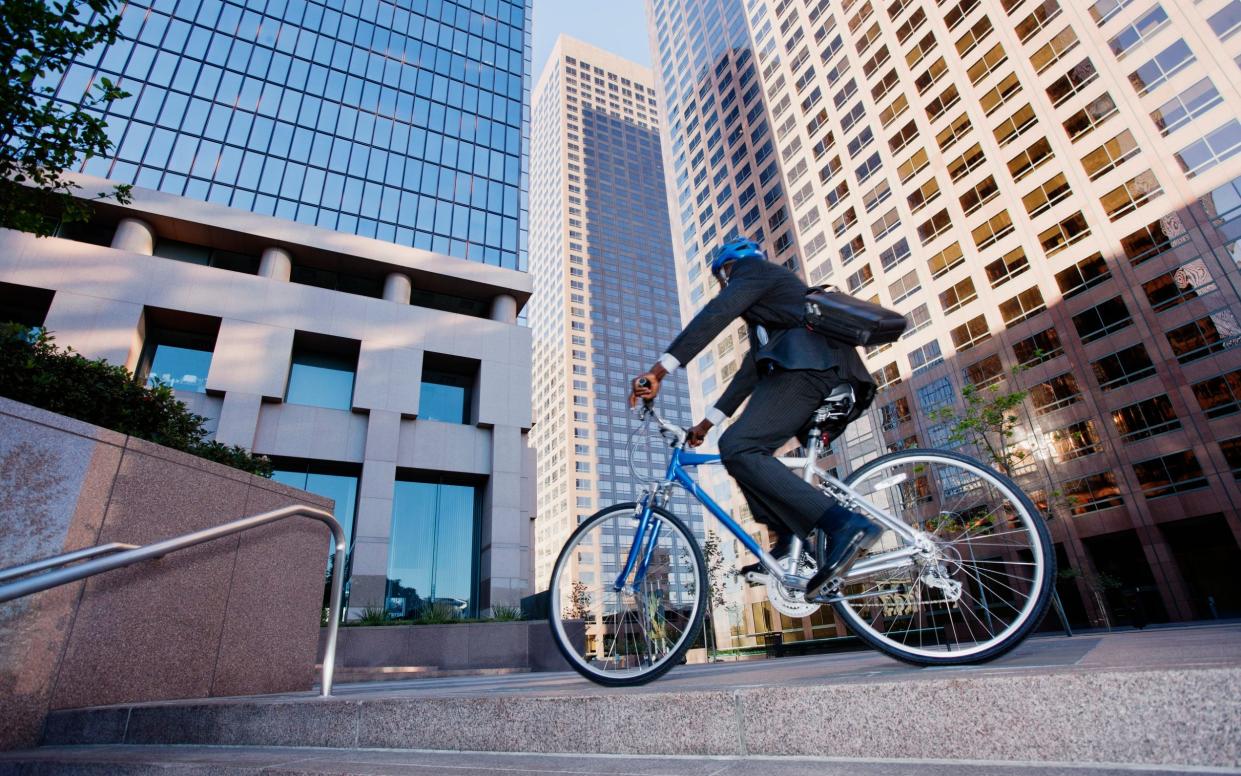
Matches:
[649,0,1241,642]
[529,36,697,592]
[0,0,535,618]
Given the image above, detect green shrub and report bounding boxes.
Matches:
[414,601,461,624]
[0,324,272,477]
[356,602,390,626]
[489,605,525,621]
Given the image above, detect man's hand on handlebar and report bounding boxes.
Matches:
[686,419,713,448]
[629,363,669,407]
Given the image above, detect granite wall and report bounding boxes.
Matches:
[0,397,334,750]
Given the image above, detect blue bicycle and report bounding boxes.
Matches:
[547,387,1055,686]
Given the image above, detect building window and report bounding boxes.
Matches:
[1030,373,1081,414]
[960,175,1000,215]
[1072,296,1133,344]
[286,334,358,411]
[153,239,260,274]
[1091,344,1157,390]
[1062,471,1123,515]
[916,377,954,412]
[420,354,478,424]
[1107,4,1169,58]
[1150,78,1223,137]
[880,396,912,429]
[1008,137,1054,182]
[387,477,481,618]
[928,242,965,278]
[985,247,1030,288]
[1221,436,1241,480]
[1142,258,1218,312]
[1192,369,1241,418]
[1023,173,1073,217]
[1047,58,1098,107]
[962,353,1004,388]
[137,310,219,394]
[1081,130,1141,180]
[1101,170,1164,220]
[1121,217,1187,266]
[1014,327,1063,366]
[1111,396,1181,443]
[939,277,978,314]
[1064,93,1118,142]
[888,269,922,305]
[1128,39,1195,96]
[1165,309,1241,364]
[0,281,54,331]
[950,314,991,352]
[1048,420,1103,463]
[994,104,1037,147]
[972,210,1015,249]
[271,461,360,619]
[1055,252,1111,299]
[1209,1,1241,40]
[1039,212,1091,257]
[909,340,944,374]
[1088,0,1134,25]
[1132,450,1208,498]
[1174,120,1241,179]
[999,286,1046,326]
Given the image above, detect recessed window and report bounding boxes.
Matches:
[1030,373,1081,414]
[387,476,481,618]
[951,314,991,352]
[1133,450,1207,498]
[286,333,358,411]
[271,460,360,618]
[1092,344,1157,390]
[1107,5,1169,59]
[1055,252,1111,299]
[1014,327,1063,366]
[1142,258,1218,312]
[1111,396,1181,443]
[962,353,1004,388]
[1174,120,1241,179]
[0,281,54,331]
[137,308,220,394]
[1165,309,1241,364]
[1062,471,1123,515]
[153,238,260,274]
[1072,296,1133,343]
[999,286,1046,326]
[1048,419,1103,463]
[1149,78,1222,137]
[1128,39,1194,96]
[1192,369,1241,418]
[420,353,479,424]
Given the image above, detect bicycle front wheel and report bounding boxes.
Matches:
[835,449,1055,665]
[548,502,707,686]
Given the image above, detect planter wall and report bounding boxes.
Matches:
[0,397,333,750]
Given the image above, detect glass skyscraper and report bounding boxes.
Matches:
[52,0,530,269]
[529,37,697,591]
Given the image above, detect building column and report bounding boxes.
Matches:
[347,410,401,618]
[383,272,412,304]
[479,423,529,613]
[214,392,262,449]
[258,246,292,281]
[111,217,155,255]
[490,293,517,324]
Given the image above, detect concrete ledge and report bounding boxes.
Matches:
[37,667,1241,767]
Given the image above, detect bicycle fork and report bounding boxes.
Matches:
[614,495,663,592]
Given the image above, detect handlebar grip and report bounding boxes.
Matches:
[636,377,651,388]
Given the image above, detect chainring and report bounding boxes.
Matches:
[765,555,821,618]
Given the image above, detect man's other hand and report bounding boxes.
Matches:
[629,371,661,407]
[686,419,714,447]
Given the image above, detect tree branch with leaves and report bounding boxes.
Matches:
[1,0,132,236]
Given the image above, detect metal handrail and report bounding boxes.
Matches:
[0,542,139,584]
[0,504,346,696]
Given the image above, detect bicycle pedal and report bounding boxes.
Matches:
[805,577,844,603]
[743,571,770,587]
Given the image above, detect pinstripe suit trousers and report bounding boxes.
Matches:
[717,367,840,539]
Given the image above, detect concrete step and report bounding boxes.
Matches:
[320,665,531,683]
[23,628,1241,770]
[0,745,1222,775]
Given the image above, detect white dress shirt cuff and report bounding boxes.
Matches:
[706,406,729,425]
[658,353,681,374]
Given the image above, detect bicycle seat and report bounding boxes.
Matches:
[818,383,855,421]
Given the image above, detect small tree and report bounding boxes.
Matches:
[2,0,133,236]
[928,359,1075,633]
[566,580,592,621]
[701,529,735,658]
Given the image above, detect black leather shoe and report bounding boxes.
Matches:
[805,512,883,599]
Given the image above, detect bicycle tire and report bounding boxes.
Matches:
[832,448,1055,666]
[547,502,708,686]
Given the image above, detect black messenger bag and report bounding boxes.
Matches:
[803,286,908,347]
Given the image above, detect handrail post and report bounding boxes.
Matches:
[320,536,346,696]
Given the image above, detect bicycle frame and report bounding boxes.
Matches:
[615,415,925,595]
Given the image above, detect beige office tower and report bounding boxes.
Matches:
[651,0,1241,644]
[529,36,699,598]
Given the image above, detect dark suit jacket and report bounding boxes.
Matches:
[665,259,876,417]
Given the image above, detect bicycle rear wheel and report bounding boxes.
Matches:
[548,502,707,686]
[833,449,1054,665]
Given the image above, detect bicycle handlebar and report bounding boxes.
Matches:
[634,378,687,446]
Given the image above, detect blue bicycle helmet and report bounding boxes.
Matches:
[710,237,765,281]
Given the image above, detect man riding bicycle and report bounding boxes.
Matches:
[629,236,881,599]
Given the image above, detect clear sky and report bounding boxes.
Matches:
[532,0,652,84]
